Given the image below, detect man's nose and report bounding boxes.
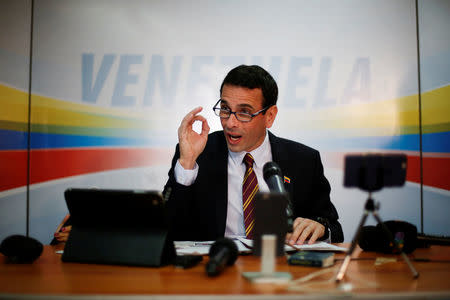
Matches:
[225,113,240,127]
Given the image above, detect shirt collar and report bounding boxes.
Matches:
[228,131,272,169]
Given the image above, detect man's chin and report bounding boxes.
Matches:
[226,140,244,153]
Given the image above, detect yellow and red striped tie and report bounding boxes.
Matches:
[242,153,259,239]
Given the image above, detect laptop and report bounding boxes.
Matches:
[61,188,176,267]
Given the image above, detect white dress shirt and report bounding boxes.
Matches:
[174,131,272,238]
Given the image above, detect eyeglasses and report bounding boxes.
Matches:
[212,99,270,122]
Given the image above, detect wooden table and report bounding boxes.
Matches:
[1,244,450,299]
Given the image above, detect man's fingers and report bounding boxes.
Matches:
[297,225,314,245]
[308,227,323,244]
[181,107,203,126]
[292,217,304,229]
[201,118,210,137]
[289,218,326,245]
[289,220,308,244]
[179,108,207,138]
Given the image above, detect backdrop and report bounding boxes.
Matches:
[1,0,449,243]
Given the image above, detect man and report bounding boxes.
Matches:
[164,65,343,245]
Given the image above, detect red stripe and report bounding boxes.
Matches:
[406,155,421,185]
[0,148,172,192]
[322,152,449,191]
[2,149,448,192]
[29,148,172,185]
[0,150,28,191]
[422,156,450,190]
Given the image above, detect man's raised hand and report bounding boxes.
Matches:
[178,107,210,169]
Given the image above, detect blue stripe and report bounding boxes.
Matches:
[310,134,421,152]
[2,129,448,153]
[309,132,449,153]
[422,131,450,153]
[29,132,173,149]
[0,129,28,150]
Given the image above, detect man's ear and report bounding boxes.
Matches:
[265,105,278,128]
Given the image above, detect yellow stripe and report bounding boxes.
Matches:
[0,85,29,123]
[422,85,450,127]
[243,185,259,210]
[243,184,258,209]
[243,180,258,200]
[245,220,254,235]
[243,167,254,182]
[244,207,254,223]
[243,170,250,182]
[248,185,259,201]
[0,84,165,129]
[243,195,252,210]
[277,84,450,135]
[3,83,448,134]
[242,176,257,195]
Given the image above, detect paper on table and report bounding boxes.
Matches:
[175,240,252,255]
[237,237,348,252]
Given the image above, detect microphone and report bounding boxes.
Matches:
[263,162,294,230]
[0,235,43,263]
[359,220,418,254]
[263,162,286,194]
[205,238,238,277]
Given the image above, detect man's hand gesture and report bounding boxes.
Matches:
[178,107,210,169]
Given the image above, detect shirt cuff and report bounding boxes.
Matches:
[174,159,199,186]
[324,227,331,243]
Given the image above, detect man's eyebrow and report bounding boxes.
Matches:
[236,103,254,110]
[220,100,255,110]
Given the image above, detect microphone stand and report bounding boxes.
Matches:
[335,192,419,283]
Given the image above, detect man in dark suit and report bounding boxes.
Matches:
[164,65,343,245]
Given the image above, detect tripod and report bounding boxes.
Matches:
[335,192,419,282]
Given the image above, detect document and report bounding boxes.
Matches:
[237,237,348,252]
[175,238,347,255]
[175,240,251,255]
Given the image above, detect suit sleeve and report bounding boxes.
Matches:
[163,144,196,241]
[309,151,344,242]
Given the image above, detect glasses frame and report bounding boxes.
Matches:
[212,99,270,123]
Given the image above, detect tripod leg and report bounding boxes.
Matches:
[335,211,370,282]
[372,212,419,278]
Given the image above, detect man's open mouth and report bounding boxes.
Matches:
[227,133,242,144]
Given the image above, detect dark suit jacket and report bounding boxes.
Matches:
[163,130,343,242]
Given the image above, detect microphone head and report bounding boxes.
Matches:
[0,235,43,263]
[358,225,381,251]
[263,161,282,181]
[208,237,238,266]
[358,221,417,254]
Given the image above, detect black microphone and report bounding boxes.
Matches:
[205,238,238,277]
[263,161,286,194]
[263,162,294,230]
[0,235,43,263]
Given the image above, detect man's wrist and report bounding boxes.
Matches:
[179,157,196,170]
[174,159,199,186]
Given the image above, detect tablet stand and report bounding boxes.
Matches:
[335,192,419,282]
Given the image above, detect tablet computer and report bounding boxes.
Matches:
[61,188,175,267]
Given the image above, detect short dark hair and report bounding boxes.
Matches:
[220,65,278,108]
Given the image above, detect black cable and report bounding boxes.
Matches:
[26,0,35,237]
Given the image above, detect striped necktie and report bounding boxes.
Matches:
[242,153,259,239]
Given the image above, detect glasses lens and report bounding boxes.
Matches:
[236,112,252,122]
[215,108,230,118]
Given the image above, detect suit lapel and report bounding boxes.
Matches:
[214,132,229,237]
[268,131,293,195]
